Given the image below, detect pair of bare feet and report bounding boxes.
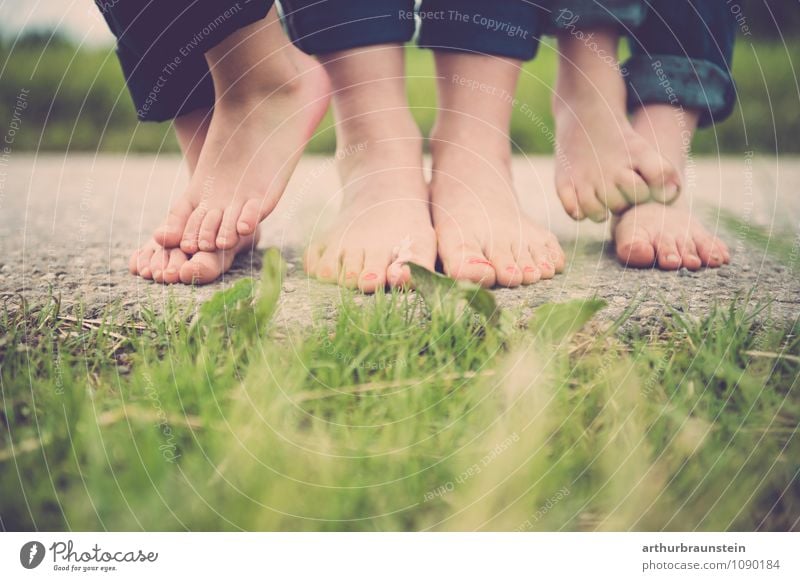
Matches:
[131,18,729,290]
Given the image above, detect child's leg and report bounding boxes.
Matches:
[131,109,257,285]
[429,53,564,287]
[152,5,331,254]
[553,22,680,221]
[613,0,736,269]
[303,44,436,292]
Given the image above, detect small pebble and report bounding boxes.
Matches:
[282,283,296,293]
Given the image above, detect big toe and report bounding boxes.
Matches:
[614,219,656,267]
[441,241,497,288]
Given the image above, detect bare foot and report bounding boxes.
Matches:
[304,140,436,293]
[153,8,330,254]
[430,142,564,288]
[554,28,681,221]
[613,105,730,270]
[428,52,563,288]
[303,45,436,293]
[130,233,258,285]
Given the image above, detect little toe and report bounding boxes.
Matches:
[695,235,728,268]
[198,209,223,252]
[577,184,608,223]
[180,207,207,254]
[154,198,193,248]
[163,249,188,284]
[216,202,244,250]
[359,251,390,294]
[654,235,682,270]
[544,234,566,272]
[339,250,365,289]
[237,199,262,236]
[556,182,584,221]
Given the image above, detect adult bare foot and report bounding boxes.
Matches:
[153,6,330,254]
[304,45,436,293]
[613,105,730,270]
[429,53,564,288]
[553,28,681,221]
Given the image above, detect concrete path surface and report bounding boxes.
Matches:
[1,154,798,328]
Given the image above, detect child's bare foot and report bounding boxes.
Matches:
[304,46,436,293]
[613,105,730,270]
[554,28,681,221]
[130,232,258,285]
[429,53,564,288]
[153,7,330,254]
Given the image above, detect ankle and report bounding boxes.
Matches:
[430,113,512,166]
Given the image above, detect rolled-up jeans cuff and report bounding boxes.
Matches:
[417,0,542,61]
[623,54,736,127]
[547,0,646,34]
[283,0,416,55]
[105,0,272,122]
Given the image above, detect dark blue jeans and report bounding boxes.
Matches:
[549,1,736,126]
[282,0,736,126]
[99,0,735,127]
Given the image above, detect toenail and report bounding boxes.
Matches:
[363,272,378,281]
[667,254,680,263]
[506,266,518,273]
[711,253,721,262]
[165,268,177,275]
[468,258,492,266]
[238,222,251,233]
[152,270,161,279]
[346,271,357,279]
[199,241,211,251]
[524,266,536,272]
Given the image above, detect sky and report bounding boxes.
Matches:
[0,0,115,46]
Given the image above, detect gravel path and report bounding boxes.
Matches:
[1,154,798,329]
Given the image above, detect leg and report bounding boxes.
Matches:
[429,52,564,288]
[613,105,730,269]
[304,44,436,293]
[153,5,331,253]
[130,109,258,285]
[553,23,681,222]
[614,0,736,270]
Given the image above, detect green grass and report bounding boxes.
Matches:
[1,37,798,154]
[1,250,798,531]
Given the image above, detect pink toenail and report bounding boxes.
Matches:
[363,272,378,281]
[506,266,518,273]
[346,271,357,279]
[469,258,492,266]
[238,222,251,233]
[524,266,536,272]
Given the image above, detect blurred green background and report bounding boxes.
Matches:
[1,0,798,155]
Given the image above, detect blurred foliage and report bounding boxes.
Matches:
[0,23,798,155]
